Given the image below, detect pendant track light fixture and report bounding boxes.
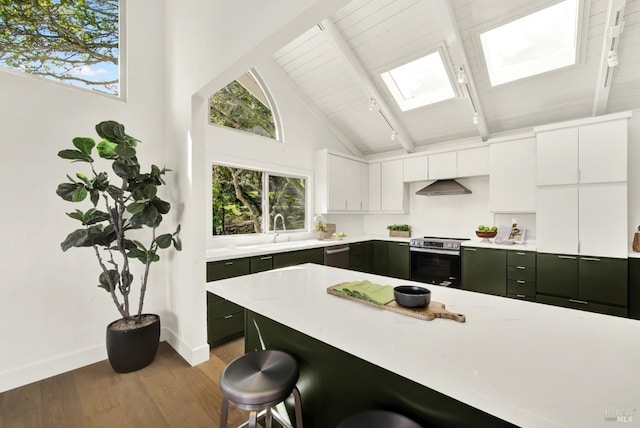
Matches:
[457,66,466,84]
[368,97,380,111]
[607,50,619,68]
[472,112,479,125]
[390,129,397,141]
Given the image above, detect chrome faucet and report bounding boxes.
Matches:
[273,213,286,242]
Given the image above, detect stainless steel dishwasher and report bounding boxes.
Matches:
[324,244,350,269]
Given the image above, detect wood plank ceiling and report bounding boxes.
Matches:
[271,0,639,157]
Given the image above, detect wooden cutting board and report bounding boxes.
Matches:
[327,283,466,323]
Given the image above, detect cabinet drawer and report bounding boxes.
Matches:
[507,265,536,282]
[508,293,536,302]
[507,251,536,268]
[208,299,243,321]
[251,255,273,273]
[207,258,250,281]
[207,312,245,343]
[536,294,627,317]
[507,279,536,296]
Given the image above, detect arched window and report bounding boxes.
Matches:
[208,70,280,140]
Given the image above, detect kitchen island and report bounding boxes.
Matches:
[206,263,640,427]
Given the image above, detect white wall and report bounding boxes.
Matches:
[0,0,168,392]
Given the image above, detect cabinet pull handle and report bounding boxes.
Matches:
[516,266,526,270]
[326,247,349,255]
[580,257,601,262]
[517,280,526,284]
[224,315,233,319]
[224,261,234,266]
[558,255,577,260]
[464,248,477,251]
[516,294,526,298]
[260,256,272,260]
[516,252,526,256]
[398,243,409,246]
[569,299,589,305]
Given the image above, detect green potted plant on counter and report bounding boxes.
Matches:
[56,120,181,373]
[387,224,411,238]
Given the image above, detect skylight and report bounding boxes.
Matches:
[380,50,456,111]
[480,0,579,86]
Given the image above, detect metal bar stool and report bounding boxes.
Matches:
[337,410,423,428]
[219,349,303,428]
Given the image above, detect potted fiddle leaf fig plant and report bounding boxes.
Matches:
[56,120,181,373]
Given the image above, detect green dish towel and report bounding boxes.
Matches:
[333,280,395,306]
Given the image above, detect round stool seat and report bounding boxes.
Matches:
[337,410,422,428]
[220,350,299,407]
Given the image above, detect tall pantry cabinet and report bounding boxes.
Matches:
[534,111,632,316]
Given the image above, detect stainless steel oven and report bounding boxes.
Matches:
[409,237,468,288]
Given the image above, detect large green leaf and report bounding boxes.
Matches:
[72,186,88,202]
[113,159,140,179]
[56,183,83,201]
[106,185,123,200]
[57,149,93,162]
[98,269,119,292]
[72,137,95,155]
[126,247,147,263]
[132,184,157,201]
[84,209,111,225]
[61,229,92,251]
[153,199,170,214]
[96,120,126,143]
[93,172,109,191]
[66,210,84,222]
[130,204,160,228]
[126,201,146,214]
[155,233,172,249]
[115,142,136,159]
[96,139,118,159]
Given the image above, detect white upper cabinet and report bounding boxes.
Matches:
[428,152,457,179]
[458,146,489,177]
[536,127,578,186]
[489,136,536,213]
[403,155,429,182]
[369,160,408,213]
[315,150,368,214]
[578,120,627,184]
[536,115,629,186]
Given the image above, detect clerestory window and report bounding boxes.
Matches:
[0,0,122,96]
[212,165,306,236]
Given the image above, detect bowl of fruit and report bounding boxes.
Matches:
[476,225,497,242]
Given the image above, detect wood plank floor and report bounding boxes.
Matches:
[0,339,248,427]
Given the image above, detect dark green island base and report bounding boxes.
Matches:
[245,311,517,428]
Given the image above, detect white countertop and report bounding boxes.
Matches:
[206,264,640,428]
[462,239,537,251]
[206,234,410,262]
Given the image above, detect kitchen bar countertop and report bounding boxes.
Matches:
[207,264,640,428]
[462,239,537,251]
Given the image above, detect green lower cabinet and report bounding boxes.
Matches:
[630,258,640,320]
[387,242,410,280]
[206,292,245,346]
[461,247,506,296]
[371,241,388,276]
[349,241,372,272]
[536,253,627,317]
[273,248,324,269]
[251,255,274,273]
[206,258,250,281]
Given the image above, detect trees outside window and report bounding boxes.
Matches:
[209,72,277,139]
[0,0,120,95]
[212,165,305,236]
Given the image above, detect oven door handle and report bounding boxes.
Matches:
[409,247,460,256]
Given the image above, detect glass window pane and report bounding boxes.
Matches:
[0,0,120,95]
[212,165,263,235]
[480,0,578,86]
[268,175,306,231]
[209,73,277,139]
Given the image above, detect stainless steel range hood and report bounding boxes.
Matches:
[416,179,471,196]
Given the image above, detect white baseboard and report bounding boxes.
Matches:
[0,327,210,394]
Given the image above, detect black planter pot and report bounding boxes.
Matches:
[106,314,160,373]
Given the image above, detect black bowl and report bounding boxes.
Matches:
[394,285,431,308]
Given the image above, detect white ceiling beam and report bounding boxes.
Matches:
[592,0,626,116]
[435,0,489,141]
[319,18,415,154]
[261,58,364,157]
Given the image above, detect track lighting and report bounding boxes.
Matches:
[368,97,379,111]
[607,50,619,68]
[457,66,466,84]
[472,112,479,125]
[390,130,397,141]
